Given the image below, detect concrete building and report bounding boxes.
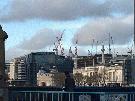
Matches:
[8,57,28,86]
[73,55,135,86]
[9,60,17,80]
[9,57,27,81]
[73,65,123,86]
[75,54,112,68]
[110,55,135,85]
[106,65,123,84]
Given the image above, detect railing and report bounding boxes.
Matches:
[8,90,135,101]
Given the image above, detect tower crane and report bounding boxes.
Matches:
[53,29,65,55]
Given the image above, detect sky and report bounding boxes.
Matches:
[0,0,134,60]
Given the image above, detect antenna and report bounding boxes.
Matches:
[108,33,111,54]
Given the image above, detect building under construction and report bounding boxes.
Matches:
[76,54,113,68]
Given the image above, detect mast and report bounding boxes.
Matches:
[108,33,111,54]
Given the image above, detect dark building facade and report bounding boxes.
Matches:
[77,54,113,68]
[23,52,74,86]
[110,55,135,85]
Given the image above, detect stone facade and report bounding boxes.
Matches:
[0,25,8,101]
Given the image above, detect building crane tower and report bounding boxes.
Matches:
[53,30,65,56]
[88,50,91,56]
[92,33,113,55]
[96,41,99,55]
[91,39,95,56]
[53,42,59,55]
[108,33,112,54]
[75,39,78,56]
[69,47,73,58]
[74,37,78,68]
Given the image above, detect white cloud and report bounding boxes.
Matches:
[72,14,134,46]
[0,0,133,22]
[5,46,29,60]
[19,28,60,50]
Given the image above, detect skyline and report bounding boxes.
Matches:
[0,0,134,60]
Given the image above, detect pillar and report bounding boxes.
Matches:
[0,25,8,101]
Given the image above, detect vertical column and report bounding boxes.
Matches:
[0,25,8,101]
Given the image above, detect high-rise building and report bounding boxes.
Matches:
[25,52,56,85]
[9,57,27,81]
[9,60,17,80]
[8,57,28,86]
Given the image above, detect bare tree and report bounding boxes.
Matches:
[92,72,102,86]
[74,73,84,86]
[52,73,65,87]
[99,67,108,86]
[83,75,93,86]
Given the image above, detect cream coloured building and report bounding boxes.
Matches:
[9,58,27,81]
[9,60,17,80]
[37,70,53,86]
[106,65,123,84]
[73,65,124,86]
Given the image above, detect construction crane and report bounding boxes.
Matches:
[53,29,65,55]
[108,33,112,54]
[111,36,116,57]
[89,38,99,55]
[127,44,134,58]
[96,41,99,54]
[88,50,91,56]
[53,42,59,55]
[59,30,65,56]
[69,47,73,58]
[75,36,78,56]
[61,47,64,56]
[91,39,95,56]
[74,36,78,68]
[91,33,113,55]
